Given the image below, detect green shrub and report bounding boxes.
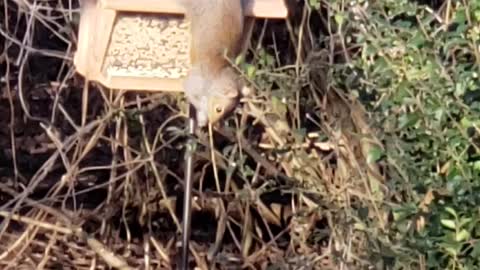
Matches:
[325,0,480,268]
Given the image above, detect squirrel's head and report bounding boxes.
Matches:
[184,66,241,127]
[205,67,241,126]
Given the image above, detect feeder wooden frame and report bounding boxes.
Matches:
[74,0,288,92]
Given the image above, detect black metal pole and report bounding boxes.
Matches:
[180,105,195,270]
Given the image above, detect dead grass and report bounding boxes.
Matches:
[0,0,388,269]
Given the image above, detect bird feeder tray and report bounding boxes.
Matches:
[74,0,288,92]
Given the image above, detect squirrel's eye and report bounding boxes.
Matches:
[215,106,223,113]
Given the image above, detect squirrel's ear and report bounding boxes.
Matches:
[210,83,240,99]
[222,88,240,98]
[215,79,242,99]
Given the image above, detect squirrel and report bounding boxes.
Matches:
[178,0,245,128]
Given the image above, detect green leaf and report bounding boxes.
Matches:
[444,207,458,218]
[456,229,470,242]
[308,0,320,9]
[458,217,472,228]
[367,146,383,164]
[234,55,244,66]
[271,96,287,116]
[472,241,480,257]
[473,160,480,172]
[398,113,420,129]
[440,219,456,230]
[475,10,480,21]
[335,13,345,26]
[246,64,256,78]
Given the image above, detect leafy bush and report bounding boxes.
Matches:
[324,0,480,268]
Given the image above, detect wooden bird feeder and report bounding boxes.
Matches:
[74,0,288,92]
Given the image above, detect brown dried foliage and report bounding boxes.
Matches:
[0,0,386,269]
